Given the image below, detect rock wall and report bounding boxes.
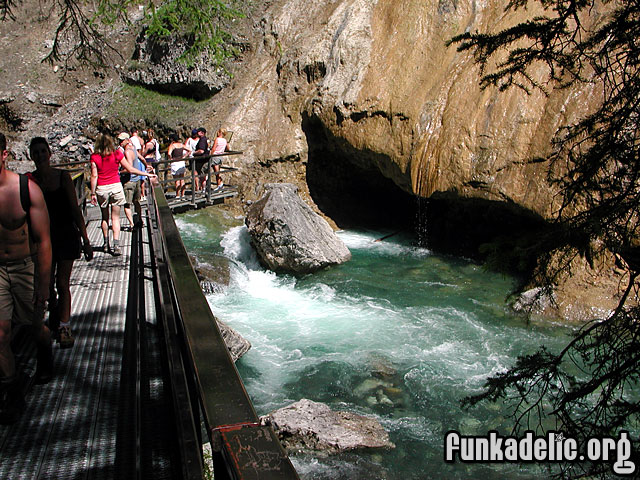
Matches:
[0,0,617,320]
[200,0,615,320]
[210,0,602,218]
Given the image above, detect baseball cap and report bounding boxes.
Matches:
[191,129,198,136]
[117,132,130,141]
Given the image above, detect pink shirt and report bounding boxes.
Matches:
[212,137,227,155]
[90,149,124,186]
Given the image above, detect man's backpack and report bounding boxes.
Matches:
[19,173,33,239]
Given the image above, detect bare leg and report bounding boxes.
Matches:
[124,205,133,228]
[111,205,121,242]
[55,260,74,326]
[47,262,59,333]
[100,206,110,246]
[214,164,222,186]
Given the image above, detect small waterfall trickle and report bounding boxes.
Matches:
[415,195,429,248]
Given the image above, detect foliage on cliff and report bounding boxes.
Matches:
[145,0,244,67]
[452,0,640,477]
[0,0,244,69]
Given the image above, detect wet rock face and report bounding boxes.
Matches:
[260,399,395,454]
[245,183,351,273]
[189,254,250,362]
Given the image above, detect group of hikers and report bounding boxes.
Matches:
[167,126,230,199]
[0,125,230,424]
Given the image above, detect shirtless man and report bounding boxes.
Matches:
[0,132,53,424]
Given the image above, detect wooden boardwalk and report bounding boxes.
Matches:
[0,205,156,480]
[165,185,238,213]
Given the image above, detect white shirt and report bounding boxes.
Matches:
[130,135,143,152]
[186,137,198,157]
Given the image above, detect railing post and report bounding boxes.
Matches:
[206,157,212,204]
[190,157,196,205]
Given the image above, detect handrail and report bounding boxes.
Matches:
[147,179,299,479]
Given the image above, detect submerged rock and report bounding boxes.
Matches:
[191,254,231,294]
[245,183,351,273]
[260,398,395,454]
[188,254,250,362]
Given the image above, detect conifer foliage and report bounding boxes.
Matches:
[451,0,640,477]
[0,0,244,69]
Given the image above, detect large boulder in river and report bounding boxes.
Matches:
[245,183,351,273]
[260,399,395,454]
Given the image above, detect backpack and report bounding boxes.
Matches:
[19,173,33,239]
[117,146,131,184]
[19,173,30,212]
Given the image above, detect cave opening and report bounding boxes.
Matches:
[303,114,417,231]
[302,113,551,278]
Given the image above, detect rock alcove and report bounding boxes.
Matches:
[303,114,550,276]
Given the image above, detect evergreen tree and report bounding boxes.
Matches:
[0,0,244,69]
[451,0,640,477]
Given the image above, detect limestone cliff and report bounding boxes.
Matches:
[210,0,601,213]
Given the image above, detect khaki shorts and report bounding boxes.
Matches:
[123,180,141,205]
[0,257,46,327]
[96,182,126,208]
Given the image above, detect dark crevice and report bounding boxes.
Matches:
[423,192,552,277]
[303,113,416,230]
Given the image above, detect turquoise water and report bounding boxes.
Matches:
[176,208,572,479]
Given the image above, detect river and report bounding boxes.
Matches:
[175,208,572,479]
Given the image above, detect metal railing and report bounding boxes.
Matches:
[145,179,299,479]
[152,152,241,205]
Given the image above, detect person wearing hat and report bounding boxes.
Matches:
[90,133,155,256]
[118,133,147,231]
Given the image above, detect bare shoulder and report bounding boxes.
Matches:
[0,170,28,233]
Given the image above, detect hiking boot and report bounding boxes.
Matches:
[0,377,25,425]
[111,244,121,256]
[58,325,75,349]
[35,344,54,385]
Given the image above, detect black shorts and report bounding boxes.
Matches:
[51,229,81,261]
[195,158,207,174]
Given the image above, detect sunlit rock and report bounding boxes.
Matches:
[216,319,251,363]
[261,399,395,454]
[245,183,351,273]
